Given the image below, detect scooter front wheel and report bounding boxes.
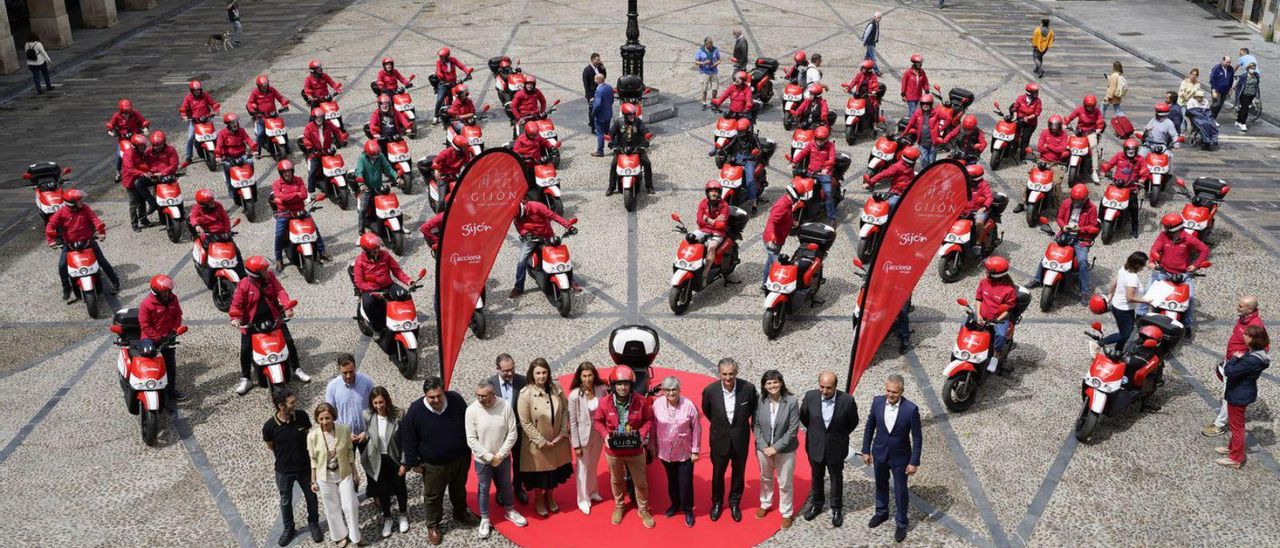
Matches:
[140,408,162,447]
[166,216,184,243]
[942,371,978,412]
[763,306,786,340]
[213,278,235,312]
[555,287,573,318]
[469,308,488,339]
[1039,283,1058,313]
[388,230,406,256]
[939,252,964,283]
[990,147,1005,171]
[242,197,259,222]
[623,186,636,212]
[300,255,318,284]
[1099,218,1115,245]
[335,186,352,210]
[1075,405,1100,442]
[84,289,101,319]
[205,153,217,172]
[669,282,693,315]
[397,344,419,379]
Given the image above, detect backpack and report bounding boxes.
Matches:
[1116,74,1129,98]
[25,44,38,62]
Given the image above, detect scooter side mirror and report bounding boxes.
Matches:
[63,167,73,175]
[481,104,491,112]
[1091,321,1103,332]
[1177,135,1185,143]
[21,173,31,180]
[1038,216,1049,225]
[993,101,1001,109]
[551,99,562,107]
[933,84,941,91]
[956,298,970,307]
[670,212,682,223]
[416,268,428,280]
[110,324,124,335]
[853,258,864,269]
[176,325,189,336]
[1142,339,1160,349]
[1174,178,1186,188]
[408,74,416,81]
[1133,131,1144,140]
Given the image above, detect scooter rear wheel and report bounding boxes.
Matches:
[335,186,352,210]
[942,371,978,412]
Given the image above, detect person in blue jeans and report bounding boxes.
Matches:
[1098,252,1149,352]
[726,118,762,209]
[270,161,330,269]
[1025,185,1098,306]
[791,125,838,220]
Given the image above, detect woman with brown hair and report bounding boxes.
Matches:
[567,361,608,514]
[1104,61,1126,120]
[360,386,409,538]
[517,358,574,516]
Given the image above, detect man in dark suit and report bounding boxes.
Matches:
[731,29,748,72]
[488,353,529,504]
[799,371,859,527]
[700,357,758,522]
[582,53,606,132]
[861,374,923,543]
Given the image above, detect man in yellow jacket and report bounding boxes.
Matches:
[1031,18,1054,78]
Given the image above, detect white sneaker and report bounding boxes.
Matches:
[293,368,312,382]
[590,493,604,502]
[505,508,528,527]
[1240,123,1248,132]
[1090,172,1100,184]
[477,518,492,539]
[579,500,591,515]
[398,515,409,533]
[381,518,393,539]
[234,377,251,395]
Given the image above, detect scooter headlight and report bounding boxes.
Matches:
[956,350,971,361]
[1089,377,1102,388]
[79,267,90,275]
[766,281,784,293]
[145,380,158,390]
[267,353,279,363]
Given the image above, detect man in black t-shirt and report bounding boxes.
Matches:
[262,388,322,546]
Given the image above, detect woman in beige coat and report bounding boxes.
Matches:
[1104,61,1126,120]
[1178,68,1203,106]
[517,358,574,517]
[307,403,361,547]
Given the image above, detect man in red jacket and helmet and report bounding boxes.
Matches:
[139,274,186,401]
[974,256,1020,373]
[693,181,731,282]
[106,98,151,178]
[791,125,839,221]
[230,255,309,395]
[246,74,291,155]
[189,189,246,278]
[509,198,578,298]
[940,114,987,164]
[900,54,929,118]
[121,133,159,232]
[1010,83,1042,159]
[430,135,474,206]
[962,165,995,251]
[352,233,411,338]
[789,83,830,128]
[302,60,343,106]
[433,47,472,124]
[372,57,412,96]
[510,75,547,129]
[46,189,120,301]
[1024,114,1070,208]
[843,60,882,122]
[302,107,345,193]
[446,83,477,133]
[762,178,813,289]
[1099,138,1150,239]
[178,80,221,164]
[1065,94,1105,183]
[592,365,656,528]
[271,160,331,269]
[904,95,945,169]
[511,121,558,164]
[1141,213,1210,332]
[712,71,755,121]
[1026,184,1098,305]
[214,113,258,196]
[863,146,919,210]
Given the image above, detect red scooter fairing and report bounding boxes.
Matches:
[1067,134,1090,167]
[288,216,319,256]
[385,299,420,351]
[534,164,561,198]
[229,164,256,201]
[1026,166,1055,205]
[67,247,100,292]
[936,218,974,258]
[1100,184,1132,222]
[615,153,641,191]
[991,119,1018,150]
[386,139,413,177]
[264,116,288,145]
[322,154,348,188]
[945,324,991,378]
[867,135,898,171]
[374,193,403,232]
[713,118,738,149]
[789,128,814,161]
[763,263,798,309]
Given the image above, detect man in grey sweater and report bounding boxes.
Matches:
[465,379,528,539]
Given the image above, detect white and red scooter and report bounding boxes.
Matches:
[942,291,1030,412]
[1075,316,1180,442]
[1174,177,1229,244]
[280,193,326,283]
[1033,220,1096,312]
[762,223,835,339]
[667,210,748,315]
[111,312,188,446]
[192,218,243,312]
[193,115,221,172]
[856,191,893,264]
[226,159,260,222]
[369,188,408,256]
[1143,263,1210,329]
[57,238,108,319]
[385,136,416,194]
[350,268,427,379]
[246,303,299,395]
[318,151,353,210]
[152,174,188,243]
[260,108,292,161]
[522,225,578,318]
[391,75,420,139]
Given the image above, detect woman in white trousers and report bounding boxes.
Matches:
[567,362,608,514]
[308,403,361,546]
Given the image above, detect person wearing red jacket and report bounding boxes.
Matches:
[1027,184,1099,305]
[711,71,755,120]
[139,274,186,401]
[431,135,473,205]
[301,108,344,193]
[178,80,221,163]
[121,133,159,231]
[135,131,180,231]
[592,365,656,528]
[693,181,731,281]
[904,96,945,169]
[900,55,929,118]
[792,125,839,221]
[189,189,246,279]
[230,256,308,394]
[214,113,257,196]
[974,257,1019,373]
[940,115,987,164]
[446,84,477,133]
[106,98,151,176]
[1204,295,1268,436]
[1010,83,1042,157]
[352,233,411,336]
[246,75,291,153]
[762,179,813,288]
[962,165,994,250]
[1064,94,1105,183]
[45,190,120,300]
[1099,138,1149,238]
[271,161,330,270]
[371,57,413,96]
[1140,213,1210,331]
[511,121,558,164]
[789,83,830,129]
[863,147,919,210]
[843,60,882,124]
[366,96,411,151]
[433,47,473,123]
[510,199,577,298]
[420,210,444,252]
[302,60,343,106]
[510,76,548,134]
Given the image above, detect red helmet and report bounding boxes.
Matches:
[814,126,831,140]
[277,159,294,173]
[255,75,270,88]
[310,107,324,119]
[620,103,638,117]
[223,113,239,125]
[437,47,451,58]
[919,94,934,106]
[1083,94,1098,108]
[1048,114,1063,130]
[1070,184,1089,201]
[961,114,978,130]
[195,189,215,205]
[381,57,394,66]
[378,95,392,108]
[705,180,723,193]
[63,189,85,204]
[363,140,381,156]
[984,256,1009,276]
[189,80,202,91]
[1161,213,1184,230]
[149,131,167,146]
[498,57,511,68]
[149,274,174,293]
[966,164,985,180]
[1154,102,1170,115]
[735,118,751,132]
[910,54,923,65]
[118,99,133,112]
[451,134,469,149]
[452,84,468,96]
[524,75,537,86]
[1138,325,1164,342]
[734,70,748,83]
[130,133,148,148]
[1026,83,1039,94]
[245,256,270,275]
[807,83,824,96]
[523,120,540,135]
[359,232,383,250]
[1123,138,1140,156]
[793,51,807,64]
[308,59,322,71]
[1089,294,1110,315]
[861,59,875,71]
[900,146,920,165]
[789,177,814,200]
[609,365,636,384]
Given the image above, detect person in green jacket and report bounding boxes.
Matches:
[355,140,403,232]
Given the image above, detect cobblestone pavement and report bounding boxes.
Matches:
[1,0,1278,546]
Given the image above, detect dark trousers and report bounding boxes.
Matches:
[276,469,321,530]
[662,459,694,511]
[710,448,748,506]
[128,182,159,225]
[29,62,52,92]
[307,156,324,193]
[1032,49,1045,75]
[360,292,387,334]
[371,454,409,516]
[807,457,844,509]
[894,299,911,345]
[58,241,120,295]
[421,455,470,527]
[1099,307,1135,351]
[239,324,299,379]
[1210,90,1227,119]
[1237,95,1256,124]
[873,460,910,528]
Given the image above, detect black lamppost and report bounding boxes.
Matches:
[620,0,645,83]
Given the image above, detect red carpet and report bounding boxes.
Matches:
[466,367,811,547]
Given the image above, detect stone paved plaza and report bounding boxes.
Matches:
[1,0,1278,546]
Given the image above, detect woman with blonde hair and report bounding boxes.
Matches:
[1103,61,1126,120]
[307,403,361,546]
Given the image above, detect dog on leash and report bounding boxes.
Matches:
[206,31,236,52]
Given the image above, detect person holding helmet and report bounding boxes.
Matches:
[229,255,308,395]
[1141,213,1210,332]
[511,120,558,165]
[711,71,755,121]
[791,125,838,221]
[510,198,579,299]
[302,60,343,107]
[1140,102,1180,154]
[940,114,987,164]
[372,57,412,97]
[367,95,411,152]
[106,98,151,176]
[179,80,221,164]
[900,54,929,118]
[863,146,919,209]
[591,365,656,528]
[962,165,994,251]
[354,140,403,233]
[1065,94,1105,183]
[431,134,475,205]
[904,95,945,169]
[246,74,291,155]
[762,178,813,289]
[1099,138,1150,238]
[605,103,653,194]
[693,181,731,282]
[352,233,412,336]
[214,113,258,196]
[45,189,120,301]
[1026,184,1099,305]
[974,257,1018,373]
[271,160,331,270]
[789,83,830,129]
[433,47,473,124]
[1011,83,1043,158]
[445,83,477,133]
[302,107,345,193]
[121,133,160,232]
[720,118,762,210]
[139,274,186,402]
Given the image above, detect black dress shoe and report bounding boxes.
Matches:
[516,489,529,504]
[831,507,844,528]
[605,188,616,196]
[730,505,742,522]
[277,527,295,546]
[1012,203,1025,213]
[709,503,723,521]
[895,526,907,542]
[802,502,822,521]
[685,511,695,527]
[665,505,678,518]
[309,522,323,542]
[868,513,889,528]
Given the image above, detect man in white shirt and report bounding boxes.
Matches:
[465,379,528,538]
[799,371,858,527]
[861,374,923,543]
[701,358,758,522]
[487,353,528,503]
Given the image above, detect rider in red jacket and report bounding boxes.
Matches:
[431,135,473,205]
[941,115,987,164]
[433,47,472,122]
[904,95,945,168]
[446,84,478,133]
[1026,185,1098,305]
[510,199,577,298]
[189,189,243,277]
[120,134,161,232]
[353,233,412,333]
[792,125,839,220]
[301,108,344,192]
[864,147,919,209]
[694,181,731,281]
[510,76,548,128]
[214,113,257,194]
[843,60,882,122]
[229,256,308,394]
[974,257,1018,371]
[962,165,995,249]
[1144,213,1210,331]
[1036,115,1069,163]
[271,161,330,268]
[419,211,444,251]
[106,99,151,176]
[178,80,221,163]
[46,190,121,300]
[139,274,186,400]
[1010,83,1042,153]
[246,75,291,153]
[712,71,755,119]
[1064,94,1105,183]
[789,83,829,127]
[761,179,813,288]
[302,60,343,105]
[367,96,411,148]
[511,121,558,164]
[372,57,412,96]
[1100,139,1149,238]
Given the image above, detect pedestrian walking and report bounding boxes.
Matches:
[799,371,858,527]
[1103,61,1127,120]
[263,388,323,546]
[516,358,574,517]
[1235,63,1259,132]
[1204,296,1268,437]
[24,34,54,94]
[465,379,528,539]
[752,370,800,529]
[861,374,923,543]
[695,37,722,110]
[1097,252,1149,352]
[489,353,529,503]
[862,13,883,75]
[227,0,242,43]
[307,402,361,547]
[567,361,608,514]
[360,386,409,539]
[324,353,375,437]
[1031,18,1054,78]
[652,375,701,527]
[1231,47,1258,109]
[1216,326,1270,468]
[731,29,748,72]
[590,74,614,156]
[583,53,606,131]
[1209,56,1234,121]
[400,376,482,545]
[1178,68,1203,107]
[701,357,758,523]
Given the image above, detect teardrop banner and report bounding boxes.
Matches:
[436,149,529,388]
[847,160,970,394]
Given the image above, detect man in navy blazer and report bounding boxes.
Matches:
[860,374,922,543]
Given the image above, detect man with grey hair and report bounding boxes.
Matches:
[1204,295,1267,436]
[862,12,882,76]
[701,358,757,522]
[488,353,528,503]
[861,374,922,543]
[799,371,858,527]
[466,378,528,538]
[731,29,748,73]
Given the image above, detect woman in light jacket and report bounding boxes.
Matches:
[752,369,801,529]
[1178,68,1203,107]
[360,386,408,538]
[1103,61,1125,120]
[307,402,361,547]
[567,361,608,514]
[517,358,574,516]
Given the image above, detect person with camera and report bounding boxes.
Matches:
[592,365,656,528]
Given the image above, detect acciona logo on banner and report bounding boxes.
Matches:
[436,150,530,388]
[847,160,970,393]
